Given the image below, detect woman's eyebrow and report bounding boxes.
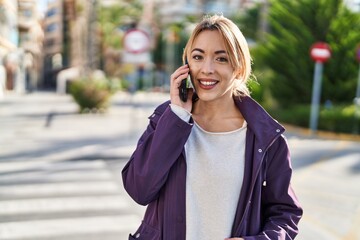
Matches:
[214,50,227,55]
[191,48,227,54]
[191,48,204,53]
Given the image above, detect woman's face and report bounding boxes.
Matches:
[188,30,236,103]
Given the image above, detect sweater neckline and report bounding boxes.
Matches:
[193,120,247,135]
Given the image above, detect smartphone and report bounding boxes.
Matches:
[179,58,191,102]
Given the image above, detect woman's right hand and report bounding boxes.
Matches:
[170,64,194,113]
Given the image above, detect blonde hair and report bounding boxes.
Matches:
[183,15,252,96]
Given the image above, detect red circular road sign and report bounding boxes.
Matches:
[123,29,150,54]
[310,42,331,63]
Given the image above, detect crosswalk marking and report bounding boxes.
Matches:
[0,169,113,183]
[0,158,145,239]
[0,215,140,239]
[0,159,108,174]
[0,195,130,215]
[0,181,120,197]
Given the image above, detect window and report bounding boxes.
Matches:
[46,23,58,32]
[21,9,32,18]
[45,39,55,47]
[46,8,58,17]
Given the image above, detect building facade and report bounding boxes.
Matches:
[42,0,101,90]
[154,0,261,24]
[42,0,64,88]
[0,0,18,95]
[0,0,43,96]
[18,0,44,91]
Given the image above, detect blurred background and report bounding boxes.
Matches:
[0,0,360,239]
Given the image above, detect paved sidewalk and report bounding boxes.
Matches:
[0,91,169,166]
[0,91,168,239]
[1,91,359,240]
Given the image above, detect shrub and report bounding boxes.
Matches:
[267,105,310,128]
[319,105,360,133]
[266,104,360,134]
[69,77,116,113]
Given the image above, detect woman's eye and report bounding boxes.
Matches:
[217,57,228,62]
[192,55,203,60]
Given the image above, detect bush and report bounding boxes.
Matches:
[267,105,310,128]
[319,105,360,133]
[267,104,360,134]
[69,77,116,113]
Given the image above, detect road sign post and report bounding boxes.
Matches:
[354,45,360,133]
[309,42,331,134]
[356,45,360,99]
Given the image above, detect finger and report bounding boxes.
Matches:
[171,66,189,84]
[170,65,188,79]
[171,71,188,82]
[171,72,189,89]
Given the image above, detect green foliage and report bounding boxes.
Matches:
[153,31,165,66]
[268,105,310,128]
[249,68,277,109]
[248,80,263,103]
[231,4,261,41]
[98,1,143,50]
[153,21,192,72]
[319,104,360,133]
[254,0,360,107]
[69,77,117,113]
[268,104,360,134]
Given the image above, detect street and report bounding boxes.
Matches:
[0,91,359,240]
[0,91,162,239]
[289,135,360,240]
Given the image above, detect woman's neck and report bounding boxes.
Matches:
[192,95,244,132]
[193,95,235,119]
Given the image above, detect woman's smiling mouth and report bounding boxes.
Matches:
[199,80,219,89]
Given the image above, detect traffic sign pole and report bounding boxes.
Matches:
[357,63,360,100]
[355,46,360,133]
[309,42,331,134]
[310,62,324,133]
[356,46,360,99]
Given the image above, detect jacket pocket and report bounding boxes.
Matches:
[129,221,161,240]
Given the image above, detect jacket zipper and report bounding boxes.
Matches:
[236,133,281,231]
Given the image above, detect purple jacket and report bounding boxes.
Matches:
[122,96,303,240]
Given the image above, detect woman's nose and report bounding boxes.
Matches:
[201,59,215,75]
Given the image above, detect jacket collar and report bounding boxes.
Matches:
[154,97,284,150]
[234,96,285,150]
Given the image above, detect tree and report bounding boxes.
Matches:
[231,4,261,42]
[97,1,143,76]
[254,0,360,107]
[98,1,142,49]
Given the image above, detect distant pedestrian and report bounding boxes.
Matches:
[122,14,302,240]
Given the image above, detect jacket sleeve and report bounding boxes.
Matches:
[244,136,303,240]
[122,104,192,206]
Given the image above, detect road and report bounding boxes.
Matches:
[289,135,360,240]
[0,91,359,239]
[0,91,161,239]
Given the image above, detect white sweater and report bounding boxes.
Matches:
[185,121,246,240]
[170,104,246,240]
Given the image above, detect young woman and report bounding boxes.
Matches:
[122,14,303,240]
